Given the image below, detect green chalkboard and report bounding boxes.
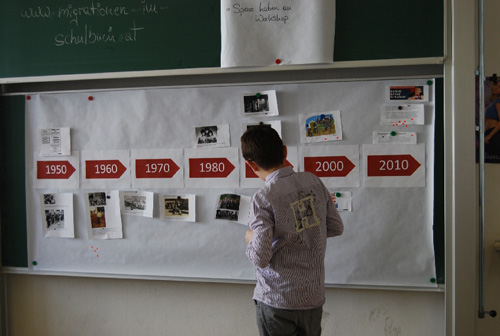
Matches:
[0,96,28,267]
[0,0,443,79]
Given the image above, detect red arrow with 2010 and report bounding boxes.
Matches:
[367,154,421,177]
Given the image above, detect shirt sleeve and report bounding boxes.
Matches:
[246,194,274,269]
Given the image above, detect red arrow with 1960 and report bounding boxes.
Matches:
[86,160,127,179]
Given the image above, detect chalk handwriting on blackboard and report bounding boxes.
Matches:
[228,2,292,24]
[19,0,167,47]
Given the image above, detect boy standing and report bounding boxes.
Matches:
[241,126,344,336]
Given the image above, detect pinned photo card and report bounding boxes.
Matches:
[85,191,123,239]
[38,127,71,156]
[34,151,80,190]
[330,191,352,212]
[159,194,196,222]
[386,85,429,102]
[373,131,417,145]
[40,193,75,238]
[381,105,425,126]
[214,193,251,225]
[193,124,230,148]
[131,149,184,189]
[242,120,282,138]
[120,190,154,218]
[300,111,343,143]
[240,90,279,117]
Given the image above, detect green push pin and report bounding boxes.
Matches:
[256,93,261,98]
[32,261,37,266]
[430,278,436,283]
[427,80,433,85]
[390,131,397,136]
[335,192,341,197]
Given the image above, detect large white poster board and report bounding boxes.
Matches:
[25,79,437,288]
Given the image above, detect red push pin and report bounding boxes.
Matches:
[275,59,282,65]
[88,96,94,101]
[26,95,31,100]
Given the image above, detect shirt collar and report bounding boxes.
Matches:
[265,166,294,183]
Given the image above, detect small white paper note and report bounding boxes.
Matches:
[38,127,71,156]
[381,105,425,126]
[373,132,417,145]
[120,190,154,218]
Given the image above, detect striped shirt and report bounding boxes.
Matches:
[246,166,344,310]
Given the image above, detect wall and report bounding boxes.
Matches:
[476,0,500,334]
[5,274,444,336]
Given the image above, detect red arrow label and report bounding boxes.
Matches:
[245,160,294,178]
[367,154,421,177]
[304,156,355,177]
[135,158,180,179]
[189,158,235,178]
[37,160,76,179]
[86,160,127,179]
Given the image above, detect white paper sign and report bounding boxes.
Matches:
[381,105,425,126]
[363,144,426,187]
[330,191,352,212]
[131,149,184,189]
[40,193,75,238]
[38,127,71,156]
[34,151,80,190]
[221,0,336,67]
[373,131,417,145]
[184,147,240,188]
[81,150,130,190]
[301,145,359,187]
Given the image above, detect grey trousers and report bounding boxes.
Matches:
[255,300,323,336]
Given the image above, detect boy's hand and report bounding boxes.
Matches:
[245,230,253,244]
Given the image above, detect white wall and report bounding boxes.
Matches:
[5,274,444,336]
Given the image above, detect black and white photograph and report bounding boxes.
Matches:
[240,90,279,117]
[124,195,146,211]
[45,209,65,230]
[120,190,154,217]
[214,193,251,225]
[160,194,196,222]
[88,192,107,206]
[40,193,75,238]
[193,124,230,148]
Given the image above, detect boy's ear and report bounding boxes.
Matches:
[283,145,288,159]
[246,160,259,172]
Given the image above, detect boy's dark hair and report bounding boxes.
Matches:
[241,125,284,170]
